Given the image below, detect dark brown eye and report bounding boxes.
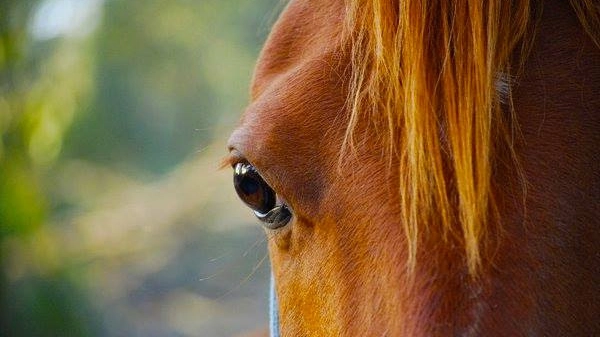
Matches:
[233,162,292,229]
[233,162,275,214]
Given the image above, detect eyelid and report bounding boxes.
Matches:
[227,153,288,204]
[221,149,246,169]
[227,151,297,227]
[226,152,274,194]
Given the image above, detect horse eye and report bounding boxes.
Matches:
[233,163,292,229]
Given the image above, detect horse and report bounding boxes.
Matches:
[226,0,600,335]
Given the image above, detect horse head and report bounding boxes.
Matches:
[227,0,600,335]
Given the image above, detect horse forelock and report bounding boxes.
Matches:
[341,0,600,275]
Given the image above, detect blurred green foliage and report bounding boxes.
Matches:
[1,0,281,335]
[1,0,95,334]
[65,1,277,174]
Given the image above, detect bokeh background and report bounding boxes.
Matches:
[0,0,284,336]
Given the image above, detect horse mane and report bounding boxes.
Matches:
[342,0,600,275]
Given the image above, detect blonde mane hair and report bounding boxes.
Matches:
[342,0,600,274]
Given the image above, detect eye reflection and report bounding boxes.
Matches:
[233,162,276,214]
[232,162,292,229]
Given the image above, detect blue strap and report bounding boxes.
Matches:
[269,273,280,337]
